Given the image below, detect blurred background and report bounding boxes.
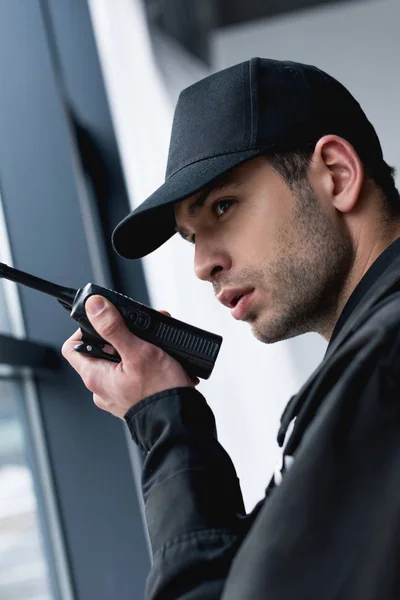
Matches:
[0,0,397,598]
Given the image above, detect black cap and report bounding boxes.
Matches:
[112,57,384,259]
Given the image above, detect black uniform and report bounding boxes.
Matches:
[125,238,400,599]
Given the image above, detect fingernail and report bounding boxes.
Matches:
[86,296,106,316]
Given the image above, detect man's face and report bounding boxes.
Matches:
[174,156,353,342]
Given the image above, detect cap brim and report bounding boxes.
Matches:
[112,149,262,259]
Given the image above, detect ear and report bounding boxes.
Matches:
[312,135,364,213]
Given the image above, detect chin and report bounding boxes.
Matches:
[251,327,286,345]
[248,313,281,344]
[250,311,308,345]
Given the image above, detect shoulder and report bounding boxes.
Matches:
[350,289,400,366]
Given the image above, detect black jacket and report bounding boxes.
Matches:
[125,238,400,599]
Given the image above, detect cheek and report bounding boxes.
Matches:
[222,190,294,264]
[227,213,275,267]
[244,202,290,255]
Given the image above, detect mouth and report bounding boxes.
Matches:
[230,290,255,320]
[217,287,255,309]
[230,294,244,307]
[217,288,254,319]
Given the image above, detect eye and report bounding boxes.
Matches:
[212,199,235,218]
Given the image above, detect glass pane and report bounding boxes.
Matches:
[0,280,12,335]
[0,379,53,600]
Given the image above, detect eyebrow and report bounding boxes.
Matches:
[175,180,243,241]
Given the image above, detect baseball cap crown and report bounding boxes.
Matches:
[112,57,384,259]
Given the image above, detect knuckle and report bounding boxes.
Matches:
[153,345,165,361]
[141,343,164,363]
[61,329,82,360]
[100,318,120,339]
[93,394,104,409]
[82,369,96,393]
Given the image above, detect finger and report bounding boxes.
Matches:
[69,327,82,341]
[63,328,121,396]
[159,309,171,317]
[93,393,106,411]
[61,328,82,360]
[85,295,139,358]
[102,342,119,356]
[62,328,119,360]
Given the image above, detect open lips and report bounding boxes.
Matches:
[217,288,254,309]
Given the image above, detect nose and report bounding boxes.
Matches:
[194,241,231,282]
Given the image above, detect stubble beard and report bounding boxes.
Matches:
[248,180,355,344]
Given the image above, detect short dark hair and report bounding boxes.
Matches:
[267,147,400,219]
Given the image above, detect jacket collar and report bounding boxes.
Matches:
[325,236,400,359]
[277,237,400,447]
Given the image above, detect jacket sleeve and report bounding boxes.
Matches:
[125,325,400,600]
[124,387,263,599]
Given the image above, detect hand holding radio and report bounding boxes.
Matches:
[0,262,222,417]
[62,295,199,419]
[0,262,222,380]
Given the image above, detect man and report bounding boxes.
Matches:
[62,58,400,598]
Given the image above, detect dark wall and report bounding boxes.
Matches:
[215,0,360,26]
[144,0,361,61]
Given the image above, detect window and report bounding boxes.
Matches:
[0,377,53,600]
[0,3,150,597]
[0,186,68,600]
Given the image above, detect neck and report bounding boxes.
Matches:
[321,222,400,341]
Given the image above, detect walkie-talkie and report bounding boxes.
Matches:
[0,263,222,379]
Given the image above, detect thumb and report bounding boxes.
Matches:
[85,295,133,353]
